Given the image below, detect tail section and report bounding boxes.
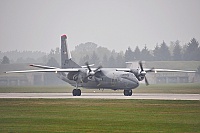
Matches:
[61,35,80,68]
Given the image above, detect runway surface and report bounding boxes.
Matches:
[0,93,199,100]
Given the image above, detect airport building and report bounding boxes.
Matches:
[0,64,63,86]
[127,61,200,84]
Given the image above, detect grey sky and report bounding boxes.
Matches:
[0,0,200,53]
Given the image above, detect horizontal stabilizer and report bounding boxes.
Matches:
[30,64,58,69]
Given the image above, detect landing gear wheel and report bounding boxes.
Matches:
[124,90,129,96]
[124,90,132,96]
[128,90,132,96]
[72,89,76,96]
[77,89,81,96]
[72,89,81,96]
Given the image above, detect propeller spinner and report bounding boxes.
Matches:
[84,62,102,83]
[138,61,149,86]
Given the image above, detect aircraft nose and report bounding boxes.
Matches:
[124,77,139,89]
[130,78,139,88]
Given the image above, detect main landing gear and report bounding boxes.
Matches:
[72,89,81,96]
[124,90,132,96]
[72,81,81,96]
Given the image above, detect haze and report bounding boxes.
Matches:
[0,0,200,53]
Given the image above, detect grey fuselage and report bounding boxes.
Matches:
[58,68,139,90]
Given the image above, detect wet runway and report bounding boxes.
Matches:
[0,93,199,100]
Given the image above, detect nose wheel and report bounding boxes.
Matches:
[72,89,81,96]
[124,90,132,96]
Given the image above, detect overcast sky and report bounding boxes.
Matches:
[0,0,200,53]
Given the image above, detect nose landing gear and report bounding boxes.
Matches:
[72,89,81,96]
[124,90,132,96]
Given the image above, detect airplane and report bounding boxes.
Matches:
[5,35,196,96]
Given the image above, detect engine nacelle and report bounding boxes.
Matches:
[137,76,145,81]
[67,72,78,80]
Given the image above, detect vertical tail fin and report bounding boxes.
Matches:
[61,35,80,68]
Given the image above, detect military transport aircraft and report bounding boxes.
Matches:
[5,35,196,96]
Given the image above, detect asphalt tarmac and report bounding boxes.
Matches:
[0,93,199,100]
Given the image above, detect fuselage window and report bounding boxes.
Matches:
[121,74,129,78]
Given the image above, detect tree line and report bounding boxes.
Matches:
[1,38,200,68]
[71,38,200,67]
[124,38,200,61]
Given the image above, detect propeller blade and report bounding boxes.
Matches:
[139,61,144,71]
[94,77,100,85]
[145,76,149,86]
[85,62,91,72]
[94,65,102,72]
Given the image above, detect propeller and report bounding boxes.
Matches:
[138,61,149,86]
[144,77,149,86]
[139,61,144,71]
[83,62,102,83]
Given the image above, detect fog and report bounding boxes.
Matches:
[0,0,200,53]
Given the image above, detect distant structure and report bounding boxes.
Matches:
[0,64,64,86]
[126,61,200,84]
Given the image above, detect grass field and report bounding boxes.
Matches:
[0,99,199,133]
[0,83,200,94]
[135,83,200,94]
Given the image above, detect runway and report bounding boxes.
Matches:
[0,93,199,100]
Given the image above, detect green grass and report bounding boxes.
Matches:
[0,83,200,94]
[0,99,199,133]
[135,83,200,94]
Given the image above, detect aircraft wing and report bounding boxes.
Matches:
[116,68,132,72]
[152,69,196,73]
[116,68,196,73]
[116,68,155,72]
[5,68,79,74]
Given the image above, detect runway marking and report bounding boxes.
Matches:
[0,93,199,100]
